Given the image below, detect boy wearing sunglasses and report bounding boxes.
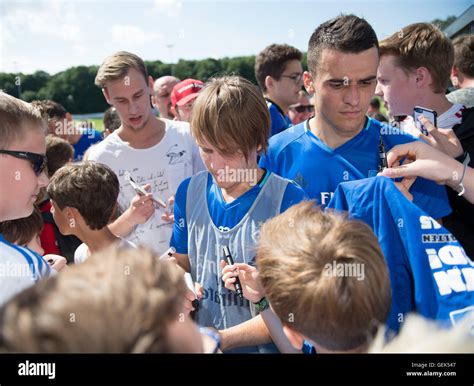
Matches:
[288,90,314,125]
[0,92,54,306]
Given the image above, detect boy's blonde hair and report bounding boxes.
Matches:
[0,245,186,353]
[257,201,391,351]
[191,75,270,161]
[379,23,453,93]
[95,51,149,89]
[370,314,474,353]
[0,92,45,149]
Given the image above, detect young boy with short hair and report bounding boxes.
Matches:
[255,44,304,137]
[376,22,474,258]
[0,245,209,353]
[0,92,53,306]
[170,75,308,353]
[36,135,82,261]
[223,201,391,353]
[47,161,135,264]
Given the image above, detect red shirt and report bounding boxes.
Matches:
[39,200,60,255]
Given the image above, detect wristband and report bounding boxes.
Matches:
[253,297,270,313]
[453,152,471,196]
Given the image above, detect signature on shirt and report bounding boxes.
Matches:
[166,144,186,165]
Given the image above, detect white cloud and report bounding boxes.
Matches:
[1,0,82,43]
[111,24,164,46]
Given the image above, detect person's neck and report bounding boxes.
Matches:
[265,94,289,115]
[416,92,453,116]
[459,77,474,89]
[79,227,119,255]
[309,115,365,150]
[219,166,265,203]
[118,115,166,149]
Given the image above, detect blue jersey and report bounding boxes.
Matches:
[73,129,103,161]
[328,176,474,332]
[171,170,308,254]
[259,117,451,219]
[0,234,53,306]
[267,99,292,138]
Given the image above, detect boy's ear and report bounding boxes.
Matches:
[102,88,112,105]
[170,106,178,119]
[66,207,80,230]
[451,65,458,78]
[264,75,274,92]
[148,75,155,91]
[109,202,119,222]
[283,325,306,351]
[450,65,460,87]
[303,71,315,95]
[414,67,431,89]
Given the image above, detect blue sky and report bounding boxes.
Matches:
[0,0,471,74]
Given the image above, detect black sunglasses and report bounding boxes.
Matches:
[0,150,47,176]
[290,104,314,113]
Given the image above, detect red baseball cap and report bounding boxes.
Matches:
[171,79,204,108]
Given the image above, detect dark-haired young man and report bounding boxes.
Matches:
[34,100,102,161]
[255,44,303,137]
[260,15,451,222]
[448,34,474,108]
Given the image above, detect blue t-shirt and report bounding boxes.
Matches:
[328,177,474,332]
[267,99,292,138]
[259,117,451,219]
[171,170,308,254]
[73,129,103,161]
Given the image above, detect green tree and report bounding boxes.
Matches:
[431,15,457,31]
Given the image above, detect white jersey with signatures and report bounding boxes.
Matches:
[87,119,205,254]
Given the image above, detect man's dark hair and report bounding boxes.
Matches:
[32,100,67,120]
[453,35,474,78]
[370,97,381,110]
[45,135,74,178]
[307,15,379,75]
[254,44,302,93]
[103,107,121,133]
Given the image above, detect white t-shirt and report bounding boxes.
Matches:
[74,238,137,264]
[437,103,464,129]
[0,235,54,306]
[87,119,205,254]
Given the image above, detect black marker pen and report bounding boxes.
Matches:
[223,246,243,299]
[378,136,388,172]
[158,247,176,260]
